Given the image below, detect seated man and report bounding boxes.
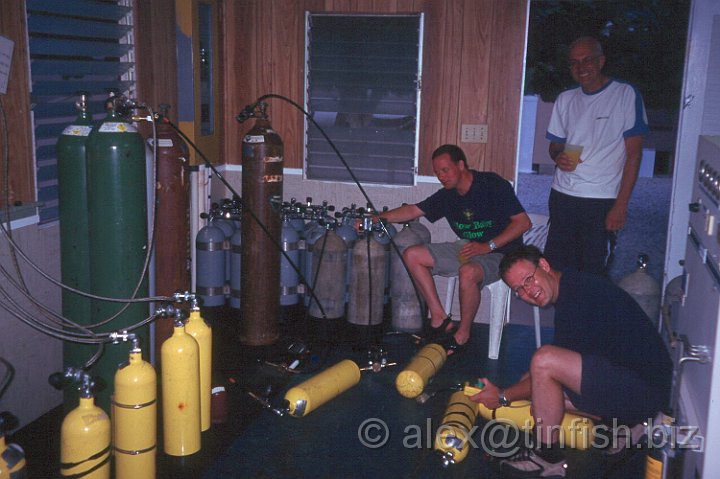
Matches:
[377,144,530,353]
[471,245,672,477]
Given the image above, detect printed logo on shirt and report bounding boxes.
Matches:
[453,218,493,240]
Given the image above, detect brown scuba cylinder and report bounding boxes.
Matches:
[152,110,190,353]
[240,102,283,346]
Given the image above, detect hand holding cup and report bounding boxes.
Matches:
[561,144,583,171]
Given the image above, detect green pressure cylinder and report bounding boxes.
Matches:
[85,97,149,413]
[57,94,95,412]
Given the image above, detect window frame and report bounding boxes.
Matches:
[26,0,137,224]
[303,11,424,187]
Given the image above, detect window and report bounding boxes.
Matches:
[304,13,423,186]
[26,0,136,224]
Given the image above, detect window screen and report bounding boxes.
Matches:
[26,0,136,224]
[305,13,423,186]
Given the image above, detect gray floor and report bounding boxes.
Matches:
[514,172,672,327]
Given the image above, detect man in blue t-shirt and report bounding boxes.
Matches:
[471,245,672,477]
[377,144,530,353]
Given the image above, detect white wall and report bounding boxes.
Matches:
[0,222,62,427]
[665,2,720,287]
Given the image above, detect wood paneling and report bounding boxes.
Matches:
[134,0,180,128]
[0,1,35,208]
[457,0,492,170]
[223,0,528,180]
[487,0,527,180]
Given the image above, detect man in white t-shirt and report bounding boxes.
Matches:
[544,36,649,275]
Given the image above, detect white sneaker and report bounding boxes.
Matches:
[500,448,567,478]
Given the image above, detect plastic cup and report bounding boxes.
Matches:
[564,144,583,169]
[456,239,470,264]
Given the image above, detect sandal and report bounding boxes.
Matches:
[441,335,468,357]
[425,315,455,341]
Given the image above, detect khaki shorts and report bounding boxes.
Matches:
[424,240,503,288]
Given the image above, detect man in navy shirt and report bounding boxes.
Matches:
[472,245,671,477]
[378,144,530,353]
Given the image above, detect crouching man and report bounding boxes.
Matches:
[471,245,672,477]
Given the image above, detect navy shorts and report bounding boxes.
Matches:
[565,354,670,425]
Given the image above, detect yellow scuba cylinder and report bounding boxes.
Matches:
[476,400,595,450]
[645,411,682,479]
[184,302,212,432]
[395,343,447,398]
[161,316,201,456]
[59,371,111,478]
[434,391,479,466]
[113,336,157,479]
[0,413,26,479]
[284,359,361,417]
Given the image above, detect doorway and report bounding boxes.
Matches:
[517,0,690,285]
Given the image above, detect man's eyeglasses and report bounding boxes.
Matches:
[568,54,601,69]
[513,264,539,298]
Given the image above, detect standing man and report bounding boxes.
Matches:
[545,36,649,275]
[378,144,530,353]
[472,245,671,476]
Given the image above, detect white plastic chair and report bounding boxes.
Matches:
[442,212,550,359]
[523,213,550,349]
[443,270,511,360]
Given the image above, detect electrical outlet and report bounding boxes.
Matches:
[461,124,488,143]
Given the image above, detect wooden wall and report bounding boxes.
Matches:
[0,1,35,208]
[222,0,528,179]
[134,0,180,126]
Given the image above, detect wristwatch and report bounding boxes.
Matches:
[488,239,498,251]
[498,389,510,407]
